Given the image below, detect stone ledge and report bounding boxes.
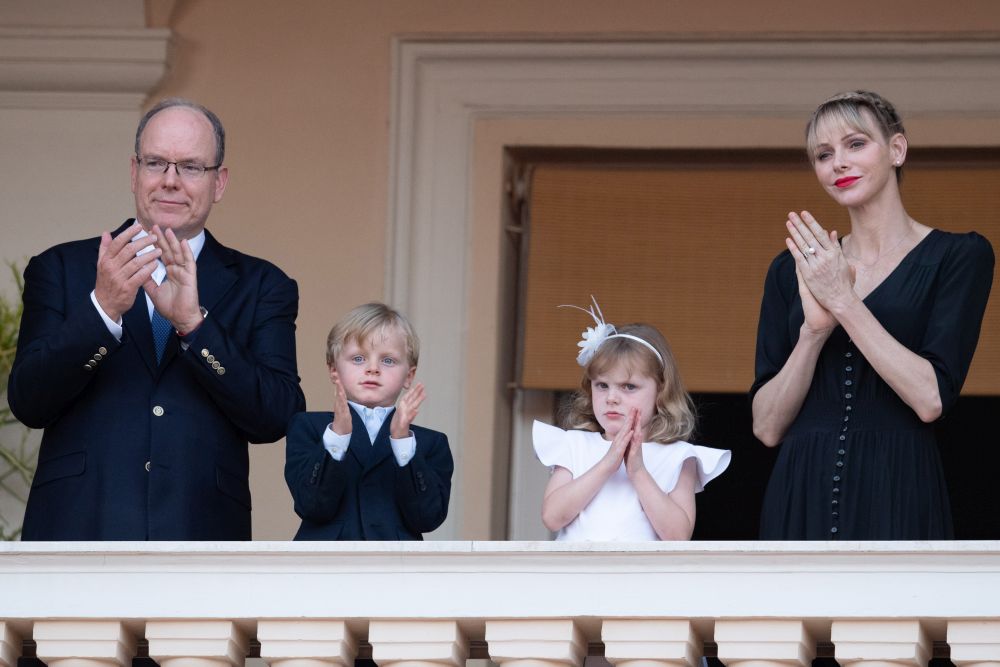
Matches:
[0,27,169,109]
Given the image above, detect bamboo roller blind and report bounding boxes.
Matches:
[520,156,1000,394]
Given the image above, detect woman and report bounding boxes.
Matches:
[751,90,994,540]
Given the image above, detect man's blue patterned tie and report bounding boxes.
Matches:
[151,309,173,362]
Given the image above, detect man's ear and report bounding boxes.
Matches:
[130,155,139,194]
[212,166,229,203]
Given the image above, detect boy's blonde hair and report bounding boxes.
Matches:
[325,302,420,367]
[561,323,696,444]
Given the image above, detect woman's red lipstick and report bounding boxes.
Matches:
[835,176,860,188]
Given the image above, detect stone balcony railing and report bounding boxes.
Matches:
[2,542,1000,667]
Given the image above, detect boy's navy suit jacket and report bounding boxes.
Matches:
[285,408,453,540]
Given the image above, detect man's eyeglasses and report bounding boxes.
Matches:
[136,156,221,180]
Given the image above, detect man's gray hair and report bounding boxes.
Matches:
[134,98,226,166]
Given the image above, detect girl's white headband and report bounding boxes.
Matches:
[560,296,664,367]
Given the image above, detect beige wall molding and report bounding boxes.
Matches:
[0,27,170,109]
[387,38,1000,539]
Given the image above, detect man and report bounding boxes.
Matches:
[8,98,305,540]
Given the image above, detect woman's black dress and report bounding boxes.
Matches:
[753,230,994,540]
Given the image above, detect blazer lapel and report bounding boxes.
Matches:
[346,407,372,468]
[123,288,160,375]
[367,409,396,470]
[195,230,238,315]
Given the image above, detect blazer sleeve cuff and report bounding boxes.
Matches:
[323,425,350,461]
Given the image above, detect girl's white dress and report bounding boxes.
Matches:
[533,420,731,541]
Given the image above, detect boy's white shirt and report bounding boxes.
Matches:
[323,400,416,466]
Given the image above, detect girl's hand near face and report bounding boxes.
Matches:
[624,409,647,479]
[603,408,635,472]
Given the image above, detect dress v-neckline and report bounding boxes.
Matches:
[855,229,938,303]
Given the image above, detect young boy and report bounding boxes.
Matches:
[285,303,453,540]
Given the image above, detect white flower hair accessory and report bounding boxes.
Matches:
[559,296,664,368]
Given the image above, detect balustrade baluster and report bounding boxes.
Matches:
[486,619,587,667]
[602,619,701,667]
[0,622,22,667]
[831,620,931,667]
[948,620,1000,667]
[715,620,815,667]
[146,620,248,667]
[367,620,468,667]
[257,620,357,667]
[33,621,136,667]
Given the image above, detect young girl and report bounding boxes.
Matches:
[534,300,730,541]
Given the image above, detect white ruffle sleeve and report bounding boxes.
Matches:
[532,420,730,493]
[532,420,580,471]
[642,439,731,494]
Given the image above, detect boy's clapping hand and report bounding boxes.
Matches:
[330,370,352,436]
[390,382,426,439]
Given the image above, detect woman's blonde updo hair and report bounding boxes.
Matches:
[805,90,906,182]
[561,323,696,444]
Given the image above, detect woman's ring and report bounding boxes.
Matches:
[806,246,816,255]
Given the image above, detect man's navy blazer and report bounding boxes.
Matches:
[8,220,305,540]
[285,409,453,540]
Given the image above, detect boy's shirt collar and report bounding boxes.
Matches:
[348,400,394,444]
